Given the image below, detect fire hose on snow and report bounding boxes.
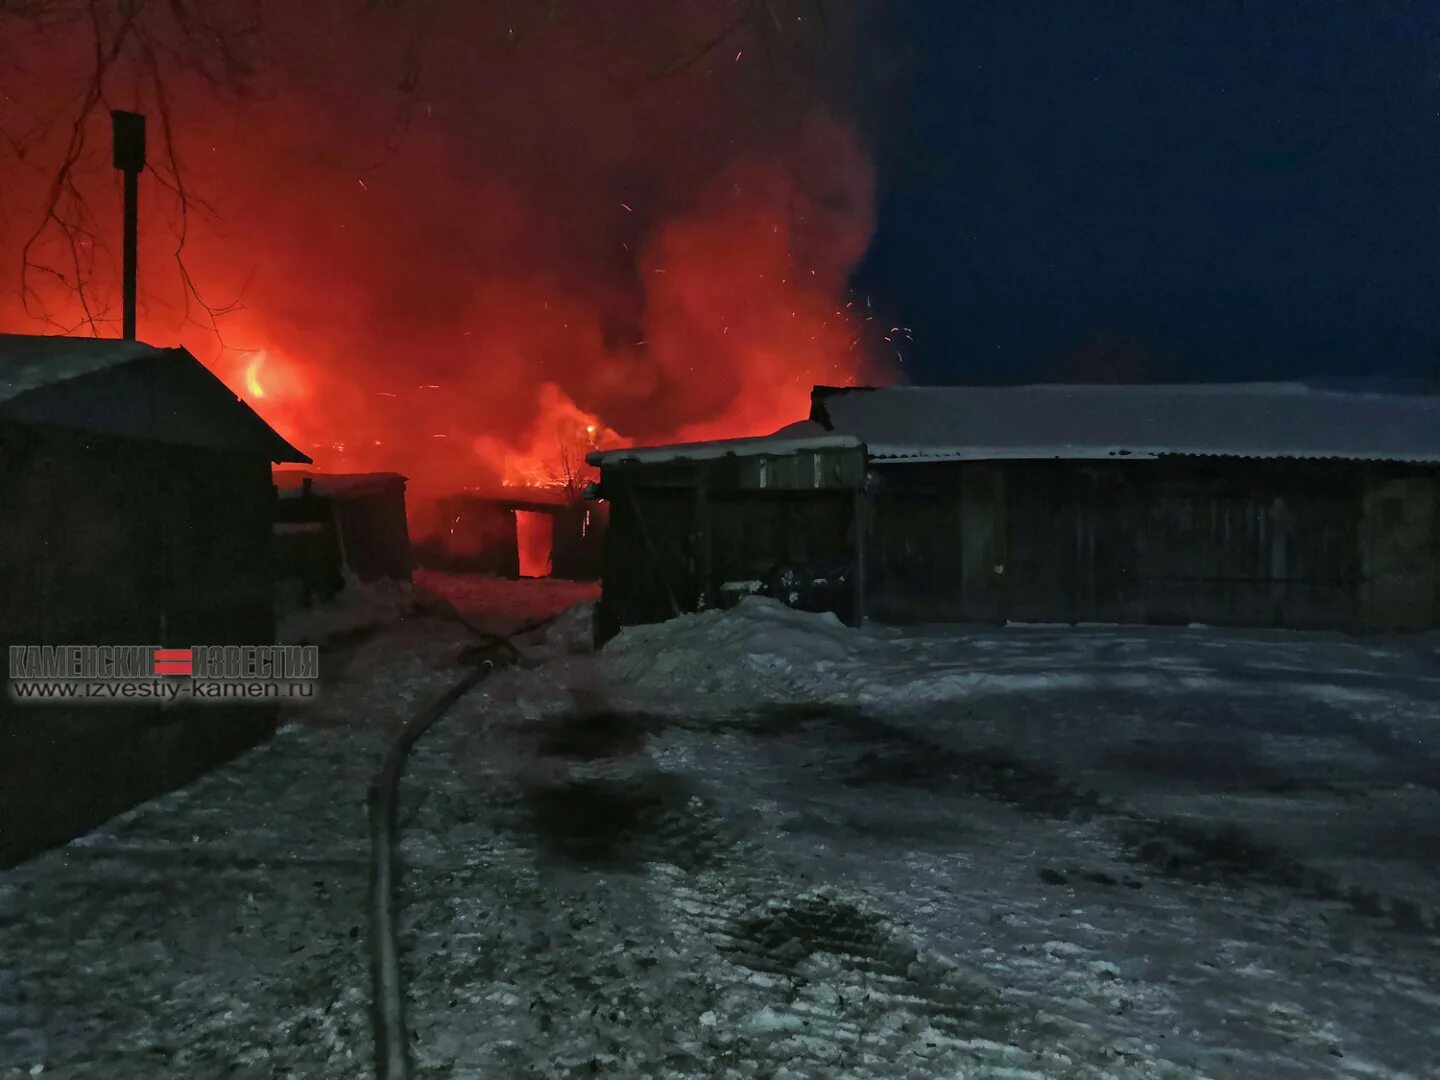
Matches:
[366,602,569,1080]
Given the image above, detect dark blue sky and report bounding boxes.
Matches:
[856,1,1440,385]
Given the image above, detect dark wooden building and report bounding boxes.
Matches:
[589,382,1440,643]
[273,471,412,609]
[0,334,309,866]
[588,433,867,644]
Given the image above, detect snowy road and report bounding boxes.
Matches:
[2,585,1438,1077]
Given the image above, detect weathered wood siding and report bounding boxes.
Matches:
[596,447,1439,639]
[1360,475,1440,630]
[595,487,696,642]
[597,487,857,643]
[594,445,866,643]
[871,458,1438,631]
[0,423,277,866]
[334,488,412,583]
[550,503,606,581]
[1004,460,1363,628]
[419,497,519,575]
[866,463,1007,624]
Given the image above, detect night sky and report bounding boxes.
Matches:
[856,1,1440,386]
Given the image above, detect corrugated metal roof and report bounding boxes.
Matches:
[0,334,309,463]
[811,383,1440,464]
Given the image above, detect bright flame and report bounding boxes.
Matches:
[216,346,318,454]
[474,383,630,491]
[244,355,266,399]
[0,18,887,519]
[515,510,554,577]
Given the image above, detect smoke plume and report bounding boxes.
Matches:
[0,1,892,508]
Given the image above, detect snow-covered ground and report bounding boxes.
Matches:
[2,585,1437,1078]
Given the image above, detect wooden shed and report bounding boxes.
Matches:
[0,334,309,866]
[416,488,606,581]
[588,433,867,644]
[273,471,412,609]
[589,382,1440,642]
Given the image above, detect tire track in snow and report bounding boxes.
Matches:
[744,705,1440,938]
[428,705,1205,1077]
[655,865,1203,1079]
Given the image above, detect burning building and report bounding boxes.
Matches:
[0,333,308,866]
[0,2,892,715]
[1,5,892,536]
[417,487,606,582]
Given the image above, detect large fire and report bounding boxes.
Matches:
[0,2,895,523]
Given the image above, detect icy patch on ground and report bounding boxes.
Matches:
[514,600,596,662]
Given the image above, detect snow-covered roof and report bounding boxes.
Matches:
[0,334,309,463]
[811,383,1440,464]
[587,432,863,467]
[0,334,157,402]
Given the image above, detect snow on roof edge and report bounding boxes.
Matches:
[867,444,1440,464]
[588,432,863,467]
[273,470,408,498]
[0,333,160,403]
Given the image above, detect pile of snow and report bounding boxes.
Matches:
[514,601,596,661]
[600,597,864,705]
[277,577,418,645]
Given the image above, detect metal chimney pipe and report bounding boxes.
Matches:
[111,111,146,340]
